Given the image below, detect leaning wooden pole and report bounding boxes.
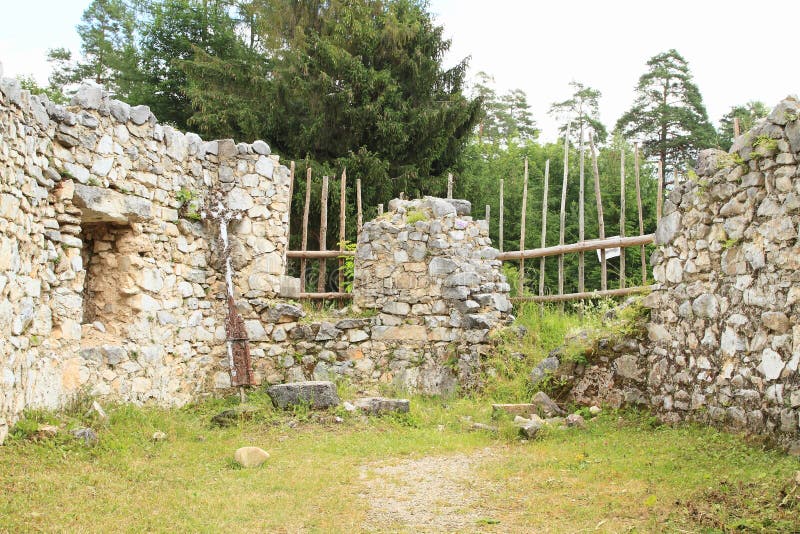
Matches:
[619,149,627,289]
[559,124,570,311]
[300,166,312,293]
[519,157,529,297]
[318,174,329,293]
[578,122,585,301]
[635,144,646,285]
[499,179,505,252]
[356,178,363,234]
[338,168,347,294]
[539,159,550,311]
[589,132,606,291]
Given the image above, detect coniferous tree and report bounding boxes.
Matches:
[549,81,607,146]
[615,49,716,175]
[717,101,770,151]
[46,0,136,94]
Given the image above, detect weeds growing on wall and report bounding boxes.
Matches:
[481,297,649,402]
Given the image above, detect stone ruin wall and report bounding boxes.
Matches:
[562,97,800,448]
[351,197,512,391]
[0,71,291,443]
[0,68,513,443]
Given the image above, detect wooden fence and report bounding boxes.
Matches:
[497,135,664,304]
[283,136,665,305]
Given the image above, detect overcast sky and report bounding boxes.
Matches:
[2,1,799,142]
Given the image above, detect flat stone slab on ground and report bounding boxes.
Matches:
[266,381,340,409]
[354,397,410,415]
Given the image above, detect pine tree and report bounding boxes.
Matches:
[46,0,136,95]
[549,81,607,146]
[718,101,770,151]
[615,49,716,175]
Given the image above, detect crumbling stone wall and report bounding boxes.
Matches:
[557,97,800,448]
[353,196,512,390]
[643,98,800,443]
[0,68,290,443]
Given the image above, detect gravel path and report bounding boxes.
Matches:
[358,448,499,533]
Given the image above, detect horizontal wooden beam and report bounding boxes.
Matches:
[286,250,355,259]
[297,292,353,300]
[511,285,656,303]
[497,234,654,261]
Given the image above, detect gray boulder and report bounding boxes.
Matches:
[530,356,560,387]
[266,381,340,410]
[531,391,565,417]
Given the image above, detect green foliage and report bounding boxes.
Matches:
[549,81,607,144]
[717,101,770,151]
[615,49,717,175]
[472,71,539,144]
[459,138,658,296]
[16,74,68,104]
[337,240,358,293]
[405,209,428,225]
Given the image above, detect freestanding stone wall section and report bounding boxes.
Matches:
[353,196,512,390]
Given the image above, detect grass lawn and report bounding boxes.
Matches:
[1,391,798,533]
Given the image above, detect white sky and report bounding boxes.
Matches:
[2,0,799,142]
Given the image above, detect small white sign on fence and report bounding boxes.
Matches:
[597,235,621,261]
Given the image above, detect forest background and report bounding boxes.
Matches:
[18,0,774,295]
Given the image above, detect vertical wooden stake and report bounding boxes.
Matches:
[657,160,664,222]
[519,157,528,297]
[338,168,346,293]
[559,124,570,311]
[619,148,626,289]
[356,178,363,234]
[590,132,606,291]
[674,168,679,187]
[578,122,585,301]
[377,203,384,216]
[318,174,329,293]
[485,204,490,223]
[634,143,646,285]
[447,172,453,199]
[300,166,311,293]
[285,161,296,268]
[734,116,741,137]
[539,159,550,311]
[499,179,504,252]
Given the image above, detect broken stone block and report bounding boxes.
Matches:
[565,414,586,428]
[513,415,541,439]
[266,381,340,410]
[531,391,565,417]
[530,356,559,388]
[353,397,410,415]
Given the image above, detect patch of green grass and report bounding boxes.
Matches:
[1,397,797,533]
[405,209,427,225]
[482,298,648,402]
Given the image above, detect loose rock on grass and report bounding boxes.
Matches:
[234,446,269,468]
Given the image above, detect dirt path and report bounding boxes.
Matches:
[357,448,501,533]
